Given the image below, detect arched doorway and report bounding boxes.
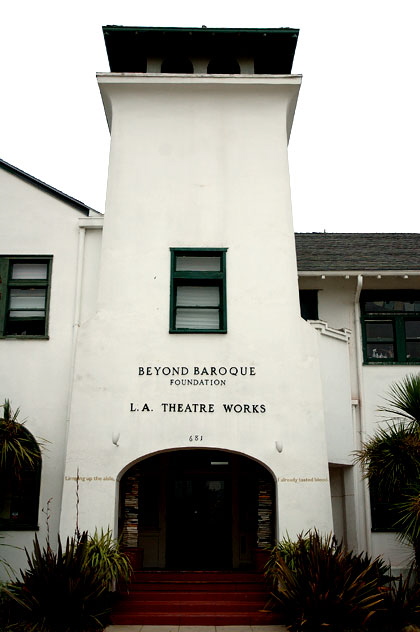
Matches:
[119,449,275,570]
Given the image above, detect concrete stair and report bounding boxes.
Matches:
[110,570,281,625]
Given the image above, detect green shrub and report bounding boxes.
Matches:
[83,529,132,590]
[265,531,386,632]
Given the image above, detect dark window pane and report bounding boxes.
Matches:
[406,342,420,359]
[299,290,318,320]
[370,483,401,531]
[366,343,394,360]
[365,321,393,340]
[364,300,390,312]
[363,298,420,313]
[405,320,420,338]
[0,436,41,529]
[5,319,46,336]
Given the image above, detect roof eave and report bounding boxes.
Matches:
[0,159,96,216]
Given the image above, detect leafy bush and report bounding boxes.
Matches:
[265,531,386,632]
[83,529,132,590]
[3,529,131,632]
[265,534,309,574]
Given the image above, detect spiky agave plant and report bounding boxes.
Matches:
[0,399,42,471]
[3,532,109,632]
[266,531,385,632]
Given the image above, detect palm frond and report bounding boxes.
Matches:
[379,373,420,428]
[394,485,420,547]
[0,399,44,471]
[354,422,420,498]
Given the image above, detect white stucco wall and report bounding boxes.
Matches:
[0,168,88,575]
[310,322,353,465]
[299,274,418,567]
[59,74,333,541]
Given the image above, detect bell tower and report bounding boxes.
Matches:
[60,26,333,550]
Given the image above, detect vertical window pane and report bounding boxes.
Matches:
[405,320,420,338]
[405,320,420,359]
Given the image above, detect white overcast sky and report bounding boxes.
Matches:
[1,0,419,232]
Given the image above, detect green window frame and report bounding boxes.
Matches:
[0,256,52,338]
[361,290,420,364]
[170,248,227,333]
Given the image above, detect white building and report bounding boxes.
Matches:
[1,26,416,585]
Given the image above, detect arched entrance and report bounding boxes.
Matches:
[119,449,275,570]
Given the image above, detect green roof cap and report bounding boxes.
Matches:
[102,25,299,74]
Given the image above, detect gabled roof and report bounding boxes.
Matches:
[0,159,96,216]
[295,233,420,272]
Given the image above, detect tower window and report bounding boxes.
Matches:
[170,248,227,333]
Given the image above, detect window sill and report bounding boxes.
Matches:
[364,361,420,366]
[169,329,227,334]
[1,335,49,340]
[371,528,398,533]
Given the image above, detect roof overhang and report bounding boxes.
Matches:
[102,26,299,74]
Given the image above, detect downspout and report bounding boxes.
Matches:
[353,274,371,553]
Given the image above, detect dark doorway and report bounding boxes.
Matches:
[166,473,232,569]
[119,449,275,570]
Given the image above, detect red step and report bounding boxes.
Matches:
[111,570,281,626]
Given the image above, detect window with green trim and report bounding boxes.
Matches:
[170,248,227,333]
[0,257,52,338]
[361,290,420,363]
